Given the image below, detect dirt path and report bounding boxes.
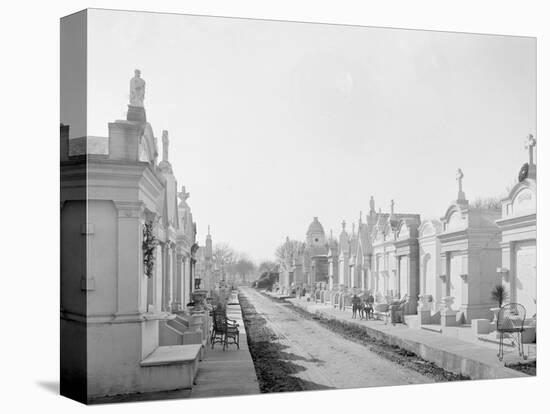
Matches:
[240,287,435,392]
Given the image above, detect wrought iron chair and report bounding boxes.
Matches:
[211,307,240,351]
[496,303,526,361]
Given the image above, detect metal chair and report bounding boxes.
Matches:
[496,303,526,361]
[211,307,240,351]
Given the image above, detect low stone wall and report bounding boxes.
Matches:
[291,301,528,381]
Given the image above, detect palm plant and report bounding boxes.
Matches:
[490,285,508,308]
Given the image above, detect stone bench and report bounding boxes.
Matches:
[140,344,202,391]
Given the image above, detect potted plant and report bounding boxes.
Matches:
[491,285,508,307]
[490,285,509,322]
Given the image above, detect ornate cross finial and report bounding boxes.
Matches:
[456,168,464,186]
[525,134,536,165]
[177,185,190,204]
[456,168,466,200]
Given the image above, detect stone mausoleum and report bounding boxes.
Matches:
[61,69,209,402]
[496,135,537,318]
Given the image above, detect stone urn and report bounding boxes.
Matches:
[191,289,208,312]
[441,296,455,312]
[418,294,433,312]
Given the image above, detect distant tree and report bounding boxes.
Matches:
[257,260,277,275]
[471,196,503,209]
[213,243,237,280]
[233,258,256,282]
[275,239,304,271]
[213,243,236,265]
[255,271,279,291]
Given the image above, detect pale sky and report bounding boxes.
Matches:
[76,9,535,263]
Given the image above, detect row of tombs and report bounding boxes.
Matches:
[60,69,223,402]
[277,136,537,343]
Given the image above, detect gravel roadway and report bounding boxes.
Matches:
[240,287,434,390]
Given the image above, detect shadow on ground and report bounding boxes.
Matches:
[36,381,59,395]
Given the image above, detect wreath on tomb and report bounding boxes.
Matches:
[518,162,529,182]
[142,220,158,278]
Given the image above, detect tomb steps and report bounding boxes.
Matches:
[140,344,202,391]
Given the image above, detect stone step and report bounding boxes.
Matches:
[421,324,442,333]
[140,344,202,391]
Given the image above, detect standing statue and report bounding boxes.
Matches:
[369,196,375,213]
[162,130,169,162]
[130,69,145,107]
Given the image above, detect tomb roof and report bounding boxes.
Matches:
[307,217,325,236]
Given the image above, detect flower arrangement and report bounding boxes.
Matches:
[142,220,158,278]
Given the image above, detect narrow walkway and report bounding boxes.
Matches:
[190,292,260,398]
[282,295,530,380]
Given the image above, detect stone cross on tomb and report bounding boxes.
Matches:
[456,168,465,200]
[178,185,190,205]
[162,131,169,162]
[525,134,536,165]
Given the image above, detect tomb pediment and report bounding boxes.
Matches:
[501,179,536,219]
[397,221,410,239]
[441,203,468,232]
[512,187,535,215]
[419,219,442,238]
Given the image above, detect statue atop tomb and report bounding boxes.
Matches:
[127,69,147,122]
[130,69,145,107]
[158,130,173,174]
[162,130,169,162]
[369,196,375,214]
